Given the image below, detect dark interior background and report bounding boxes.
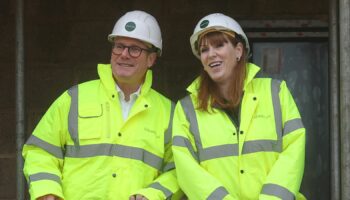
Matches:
[1,0,329,199]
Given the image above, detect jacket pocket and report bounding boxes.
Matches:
[78,103,103,140]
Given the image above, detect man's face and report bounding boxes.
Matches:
[110,36,156,86]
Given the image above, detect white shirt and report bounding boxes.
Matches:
[116,84,141,120]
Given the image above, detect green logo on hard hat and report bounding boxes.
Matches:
[125,22,136,32]
[200,20,209,28]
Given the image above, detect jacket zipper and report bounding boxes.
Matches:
[106,102,111,138]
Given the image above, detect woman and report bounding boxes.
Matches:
[172,13,306,200]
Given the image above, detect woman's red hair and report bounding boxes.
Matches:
[196,31,247,112]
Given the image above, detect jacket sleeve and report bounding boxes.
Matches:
[134,102,184,200]
[22,92,71,200]
[259,81,306,200]
[172,101,237,200]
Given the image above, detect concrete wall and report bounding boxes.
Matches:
[1,0,327,199]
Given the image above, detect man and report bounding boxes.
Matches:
[23,10,181,200]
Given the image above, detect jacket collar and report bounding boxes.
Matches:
[186,63,261,94]
[243,63,260,91]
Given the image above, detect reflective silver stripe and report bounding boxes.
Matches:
[200,144,238,162]
[180,81,285,162]
[65,143,163,170]
[149,182,173,198]
[283,118,304,136]
[207,186,229,200]
[242,139,282,154]
[173,136,198,161]
[163,162,175,172]
[261,183,295,200]
[271,79,282,139]
[200,140,280,160]
[29,172,61,184]
[180,96,203,149]
[25,135,64,159]
[68,85,79,146]
[165,102,175,145]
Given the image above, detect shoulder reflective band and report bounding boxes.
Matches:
[271,79,282,140]
[68,85,79,146]
[271,80,304,137]
[180,96,203,150]
[164,102,175,145]
[261,183,295,200]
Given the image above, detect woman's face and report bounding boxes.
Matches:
[199,34,243,85]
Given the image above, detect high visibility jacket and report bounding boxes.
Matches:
[172,63,306,200]
[23,64,181,200]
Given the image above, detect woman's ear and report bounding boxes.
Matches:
[235,42,244,59]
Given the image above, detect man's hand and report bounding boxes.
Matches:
[129,194,148,200]
[37,194,57,200]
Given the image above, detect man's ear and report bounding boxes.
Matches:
[147,53,157,68]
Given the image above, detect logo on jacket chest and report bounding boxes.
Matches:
[253,114,271,119]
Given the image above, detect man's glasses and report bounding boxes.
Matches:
[112,43,154,58]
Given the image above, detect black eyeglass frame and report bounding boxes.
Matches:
[112,43,155,58]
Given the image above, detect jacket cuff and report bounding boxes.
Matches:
[132,187,165,200]
[29,180,64,200]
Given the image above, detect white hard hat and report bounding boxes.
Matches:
[190,13,250,59]
[108,10,162,56]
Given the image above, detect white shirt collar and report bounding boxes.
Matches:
[115,84,141,120]
[115,84,141,102]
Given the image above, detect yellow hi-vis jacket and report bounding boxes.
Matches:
[23,64,181,200]
[172,63,306,200]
